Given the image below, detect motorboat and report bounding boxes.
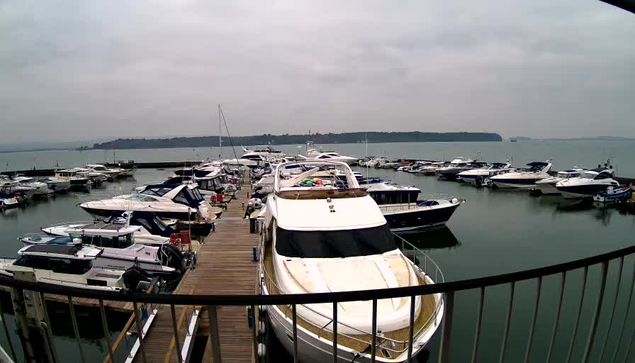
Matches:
[435,158,474,180]
[418,162,446,176]
[403,161,432,173]
[21,223,185,275]
[260,161,444,362]
[489,161,552,189]
[74,167,109,186]
[359,177,463,231]
[533,168,584,195]
[55,169,92,190]
[457,162,512,184]
[556,169,620,199]
[0,244,147,291]
[593,185,632,204]
[304,141,358,165]
[45,177,71,193]
[3,176,53,198]
[80,184,219,235]
[41,212,174,246]
[0,192,19,210]
[86,164,123,180]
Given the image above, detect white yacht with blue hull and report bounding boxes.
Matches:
[260,161,444,363]
[556,169,620,199]
[490,161,552,189]
[457,162,512,184]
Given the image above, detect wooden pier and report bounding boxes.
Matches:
[133,180,259,363]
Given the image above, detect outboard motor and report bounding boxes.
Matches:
[123,266,152,291]
[159,244,186,273]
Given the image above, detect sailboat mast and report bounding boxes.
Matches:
[218,104,222,159]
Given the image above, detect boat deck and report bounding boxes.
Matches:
[134,179,259,363]
[262,239,438,360]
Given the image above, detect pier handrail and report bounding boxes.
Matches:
[0,243,633,306]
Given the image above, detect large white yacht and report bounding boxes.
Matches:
[489,161,552,189]
[304,141,358,165]
[556,169,620,199]
[260,161,444,362]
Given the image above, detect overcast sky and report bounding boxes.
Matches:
[0,0,634,143]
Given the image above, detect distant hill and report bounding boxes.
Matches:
[91,132,503,150]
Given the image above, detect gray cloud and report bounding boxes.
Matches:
[0,0,634,143]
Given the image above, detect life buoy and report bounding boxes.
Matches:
[170,233,181,244]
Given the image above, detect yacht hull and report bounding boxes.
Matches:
[81,206,194,221]
[491,179,541,189]
[557,185,611,199]
[534,183,559,195]
[381,200,463,232]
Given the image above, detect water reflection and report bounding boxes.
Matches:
[400,226,461,250]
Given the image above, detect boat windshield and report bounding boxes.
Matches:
[14,255,92,274]
[81,234,134,249]
[129,195,158,202]
[275,224,396,258]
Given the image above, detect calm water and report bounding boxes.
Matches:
[2,140,635,176]
[0,148,634,361]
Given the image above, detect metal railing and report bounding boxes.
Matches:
[0,243,634,362]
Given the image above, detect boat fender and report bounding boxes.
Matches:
[257,343,266,358]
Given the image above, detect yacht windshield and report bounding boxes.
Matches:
[275,224,396,258]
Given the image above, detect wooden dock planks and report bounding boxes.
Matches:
[134,182,258,363]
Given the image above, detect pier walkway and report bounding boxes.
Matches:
[133,181,258,363]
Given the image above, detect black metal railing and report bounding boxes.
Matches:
[0,243,633,362]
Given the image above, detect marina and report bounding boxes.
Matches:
[1,141,635,362]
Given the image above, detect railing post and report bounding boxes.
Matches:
[598,257,624,362]
[371,298,378,362]
[170,304,183,363]
[98,299,115,363]
[132,302,148,363]
[38,292,58,363]
[471,287,485,363]
[67,296,86,363]
[408,295,416,363]
[332,302,338,363]
[546,272,567,363]
[581,261,609,363]
[207,305,222,363]
[566,266,589,363]
[498,282,515,363]
[523,277,542,363]
[612,259,635,363]
[292,304,298,363]
[437,291,454,363]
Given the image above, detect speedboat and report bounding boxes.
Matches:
[21,225,185,275]
[489,161,552,189]
[534,168,583,195]
[41,212,174,246]
[556,169,620,199]
[86,164,123,180]
[359,177,463,231]
[0,244,148,291]
[593,185,632,204]
[260,161,444,362]
[80,184,219,235]
[0,192,19,209]
[11,176,54,197]
[418,161,446,176]
[436,158,473,180]
[457,162,512,185]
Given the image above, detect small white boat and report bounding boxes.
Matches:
[593,185,632,204]
[0,192,19,209]
[86,164,123,180]
[45,177,71,193]
[0,244,134,291]
[55,169,92,190]
[457,162,512,184]
[304,141,358,165]
[21,225,184,276]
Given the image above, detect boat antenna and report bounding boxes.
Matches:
[218,104,240,162]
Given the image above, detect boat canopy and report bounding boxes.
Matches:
[275,224,396,258]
